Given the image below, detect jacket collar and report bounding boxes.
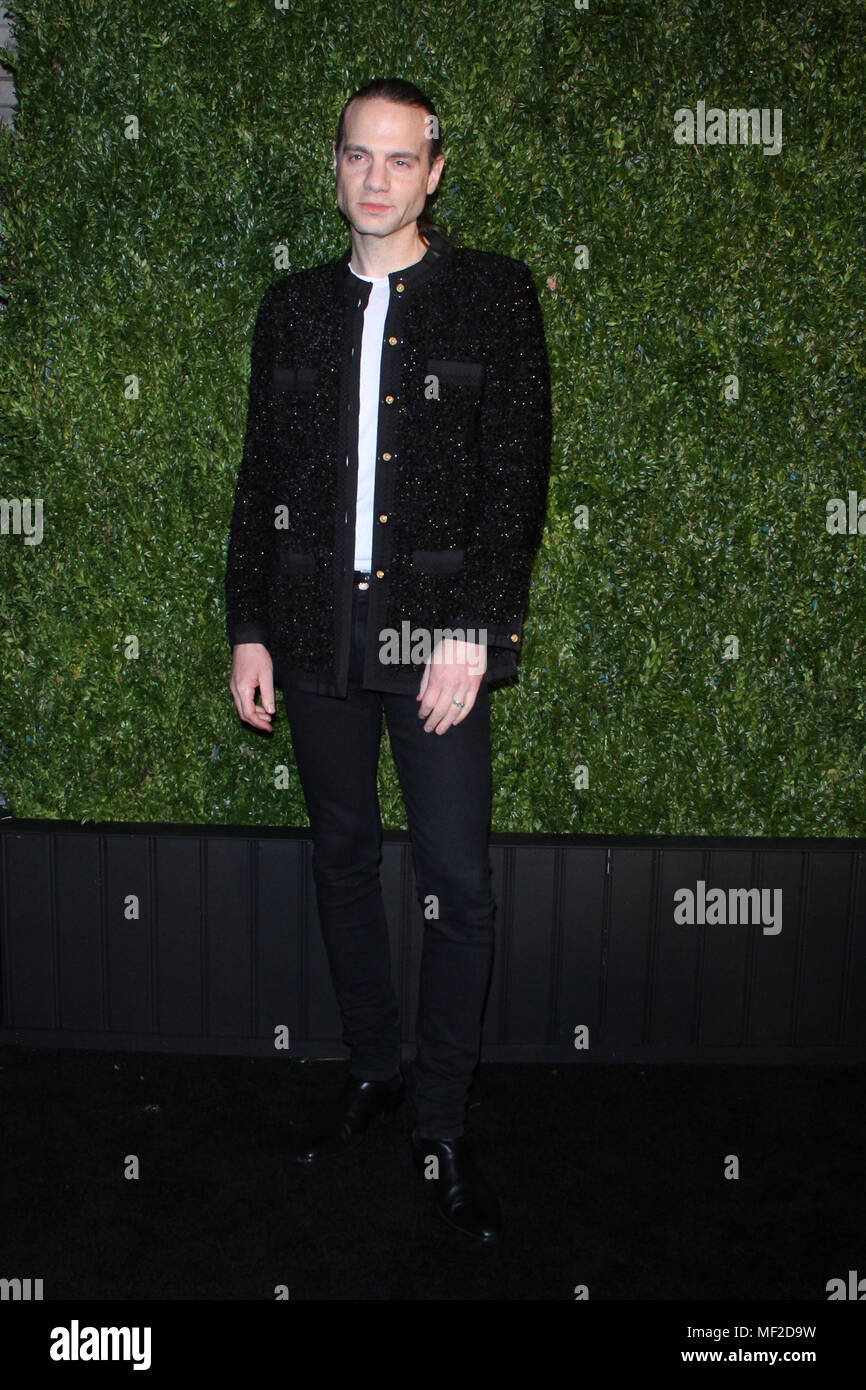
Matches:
[339,227,450,300]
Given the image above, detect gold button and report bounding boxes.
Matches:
[388,336,397,345]
[378,513,388,523]
[395,282,405,292]
[375,569,385,579]
[381,452,392,461]
[510,633,519,643]
[385,394,394,404]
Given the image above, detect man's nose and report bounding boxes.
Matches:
[364,160,389,190]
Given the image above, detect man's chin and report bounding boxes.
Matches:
[350,210,405,234]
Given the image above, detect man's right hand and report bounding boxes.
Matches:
[230,643,276,731]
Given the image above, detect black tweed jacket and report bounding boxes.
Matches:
[225,228,551,696]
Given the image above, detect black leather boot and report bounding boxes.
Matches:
[290,1072,405,1163]
[410,1128,502,1243]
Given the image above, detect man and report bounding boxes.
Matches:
[226,78,551,1243]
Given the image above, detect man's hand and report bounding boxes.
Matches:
[416,636,486,734]
[230,642,276,731]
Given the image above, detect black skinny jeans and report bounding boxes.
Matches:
[282,581,496,1138]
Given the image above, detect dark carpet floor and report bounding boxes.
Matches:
[1,1048,864,1301]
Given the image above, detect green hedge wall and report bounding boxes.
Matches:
[1,0,864,833]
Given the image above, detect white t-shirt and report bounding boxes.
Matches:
[348,266,390,571]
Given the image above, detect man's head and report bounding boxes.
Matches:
[332,78,445,244]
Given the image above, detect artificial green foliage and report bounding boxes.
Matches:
[1,0,864,833]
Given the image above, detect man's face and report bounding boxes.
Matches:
[333,96,444,240]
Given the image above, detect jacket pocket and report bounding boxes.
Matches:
[277,547,317,575]
[411,548,465,574]
[272,364,319,392]
[424,358,484,388]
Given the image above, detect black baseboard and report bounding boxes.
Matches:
[2,821,864,1061]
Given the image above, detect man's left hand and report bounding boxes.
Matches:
[416,637,487,734]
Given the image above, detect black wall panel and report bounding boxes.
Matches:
[1,823,863,1062]
[844,853,866,1046]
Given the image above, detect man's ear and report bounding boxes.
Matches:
[427,152,445,196]
[332,139,338,173]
